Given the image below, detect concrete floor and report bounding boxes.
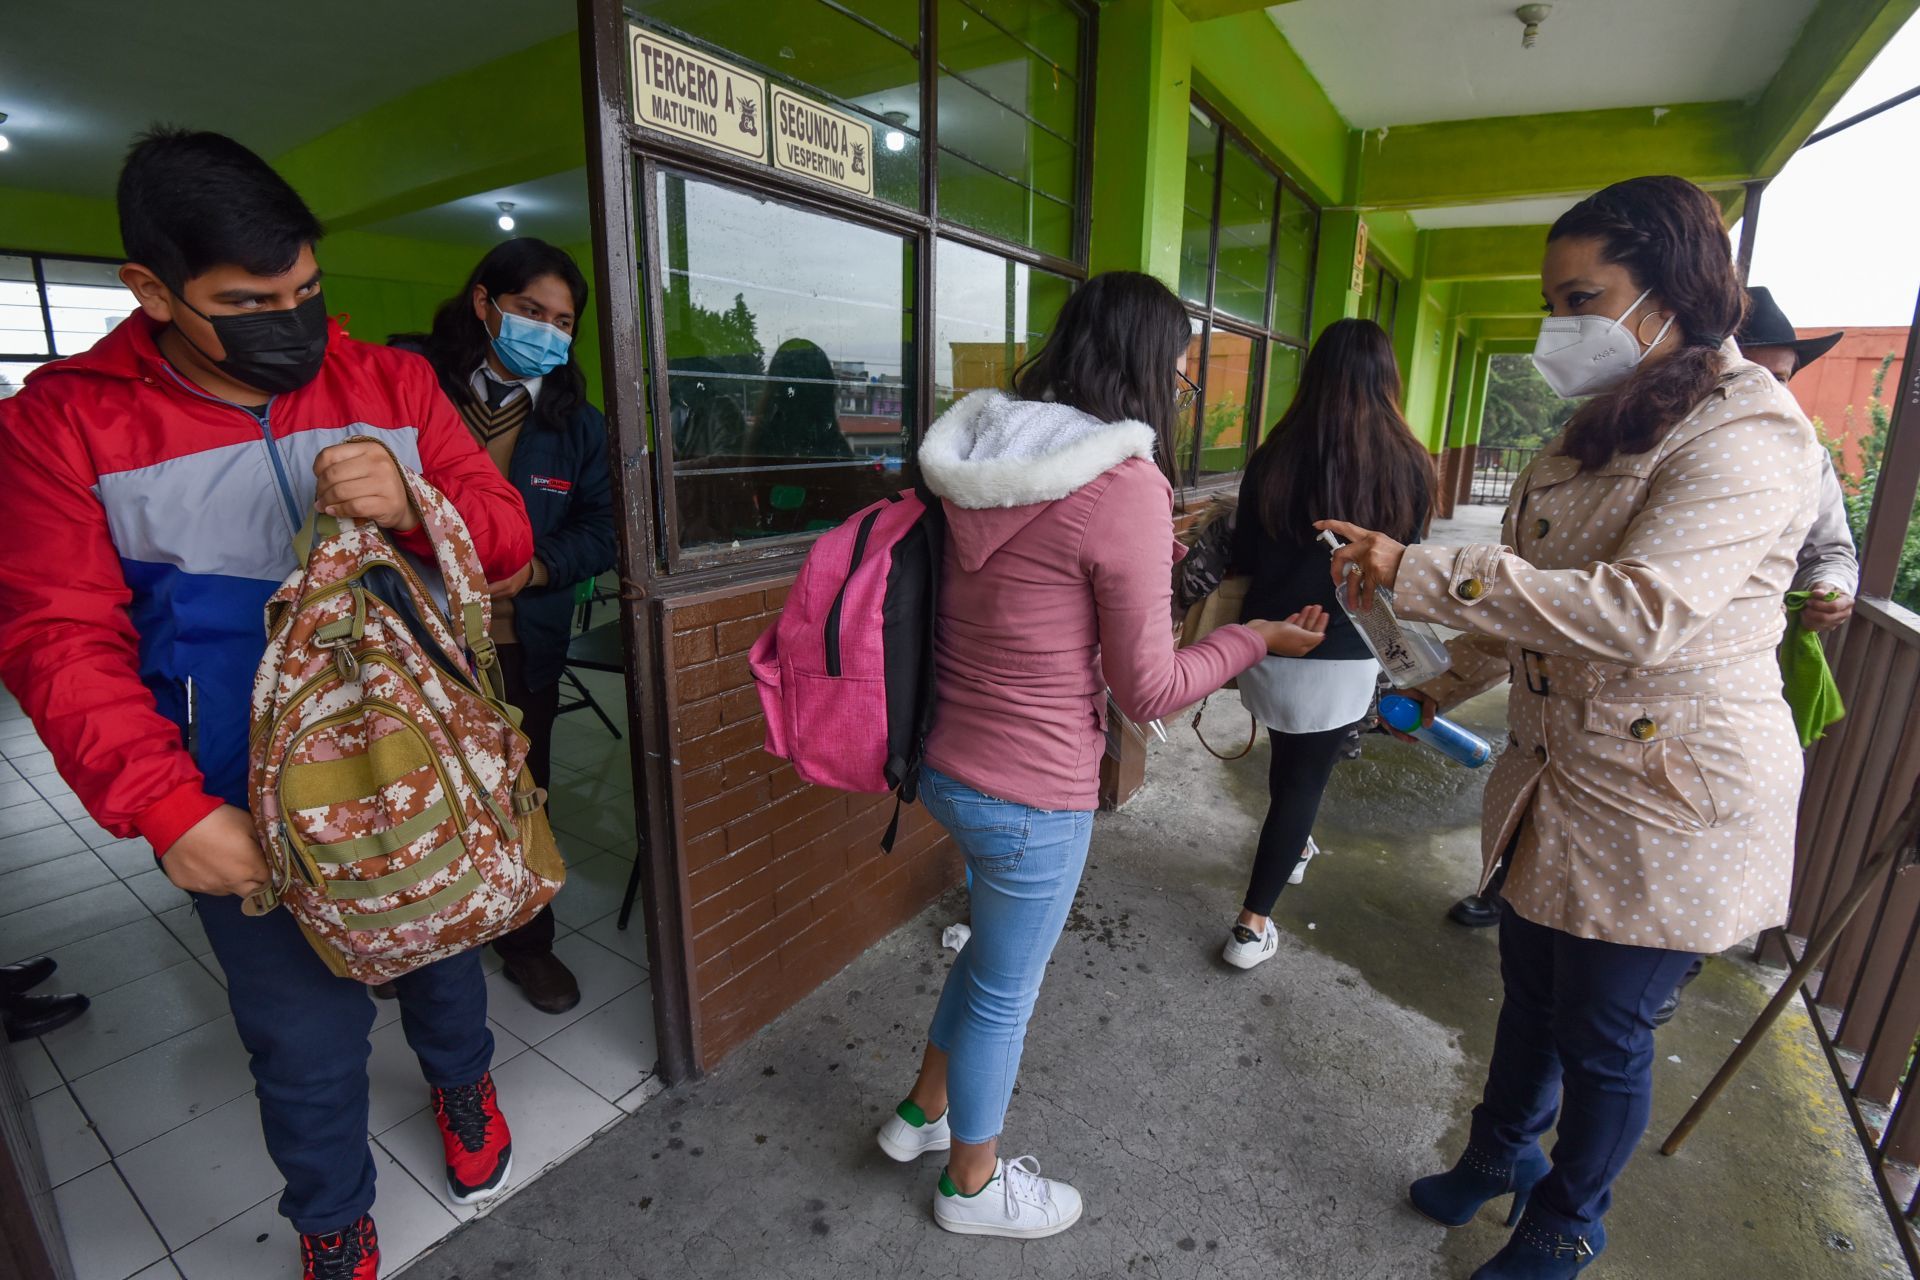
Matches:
[407,509,1902,1280]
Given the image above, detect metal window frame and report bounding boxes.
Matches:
[0,248,127,363]
[1179,94,1321,494]
[618,0,1095,576]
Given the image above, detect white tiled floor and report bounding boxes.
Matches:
[0,667,658,1278]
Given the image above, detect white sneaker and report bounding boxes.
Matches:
[1222,919,1279,970]
[933,1156,1083,1239]
[877,1101,951,1162]
[1287,836,1323,886]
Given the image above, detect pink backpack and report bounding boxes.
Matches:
[750,489,943,847]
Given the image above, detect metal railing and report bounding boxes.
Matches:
[1467,445,1539,505]
[1760,596,1920,1270]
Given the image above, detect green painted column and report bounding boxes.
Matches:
[1088,0,1193,282]
[1310,209,1362,338]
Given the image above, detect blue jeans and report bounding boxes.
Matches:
[1472,904,1699,1234]
[921,768,1093,1146]
[195,892,494,1234]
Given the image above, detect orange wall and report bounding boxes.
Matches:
[1787,326,1908,480]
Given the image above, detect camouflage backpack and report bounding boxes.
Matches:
[246,440,564,983]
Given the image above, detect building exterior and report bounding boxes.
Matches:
[1787,324,1910,478]
[1,0,1914,1090]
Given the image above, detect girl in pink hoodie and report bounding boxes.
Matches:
[871,272,1326,1238]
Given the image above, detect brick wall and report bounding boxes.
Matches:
[663,580,960,1066]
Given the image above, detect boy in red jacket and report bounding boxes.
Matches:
[0,129,535,1279]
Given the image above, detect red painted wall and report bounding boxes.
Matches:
[1784,326,1908,481]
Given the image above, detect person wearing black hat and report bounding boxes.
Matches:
[1,956,90,1042]
[1739,286,1857,633]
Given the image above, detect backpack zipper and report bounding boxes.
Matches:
[824,499,896,677]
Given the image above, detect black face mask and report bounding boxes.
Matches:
[173,290,330,395]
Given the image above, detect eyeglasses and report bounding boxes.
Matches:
[1176,369,1201,413]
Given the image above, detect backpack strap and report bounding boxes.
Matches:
[338,436,502,696]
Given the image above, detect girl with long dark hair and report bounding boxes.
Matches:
[394,238,616,1015]
[1322,176,1821,1276]
[1220,318,1435,970]
[873,271,1328,1238]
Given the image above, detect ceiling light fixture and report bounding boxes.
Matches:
[883,111,909,154]
[0,111,10,153]
[1515,4,1552,49]
[496,201,516,232]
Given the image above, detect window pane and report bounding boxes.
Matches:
[937,71,1078,205]
[936,149,1074,260]
[956,0,1082,73]
[1377,271,1400,336]
[0,361,44,399]
[937,0,1084,255]
[0,255,50,358]
[631,2,922,208]
[655,170,913,552]
[1213,139,1276,327]
[44,259,129,356]
[1179,111,1218,306]
[934,237,1071,416]
[1263,341,1302,436]
[1274,189,1316,340]
[1173,316,1206,484]
[1198,329,1257,478]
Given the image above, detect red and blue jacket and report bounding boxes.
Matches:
[0,310,533,856]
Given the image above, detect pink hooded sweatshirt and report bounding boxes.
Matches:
[918,391,1267,812]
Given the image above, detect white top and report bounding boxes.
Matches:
[1236,656,1379,735]
[471,362,543,406]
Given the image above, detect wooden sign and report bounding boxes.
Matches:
[630,25,767,161]
[1350,219,1370,295]
[770,87,874,197]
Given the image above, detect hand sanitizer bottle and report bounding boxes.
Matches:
[1317,530,1451,688]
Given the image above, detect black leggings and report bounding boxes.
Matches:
[1242,725,1350,917]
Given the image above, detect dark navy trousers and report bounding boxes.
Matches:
[194,892,494,1233]
[1471,904,1699,1234]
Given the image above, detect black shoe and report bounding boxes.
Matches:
[371,982,398,1000]
[501,950,582,1015]
[3,992,90,1042]
[1449,894,1502,929]
[1652,955,1706,1029]
[0,957,56,997]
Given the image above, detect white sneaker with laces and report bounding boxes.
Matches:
[1287,835,1323,886]
[934,1156,1083,1239]
[1222,918,1279,970]
[877,1100,951,1162]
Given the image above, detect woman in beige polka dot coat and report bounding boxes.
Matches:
[1321,177,1822,1278]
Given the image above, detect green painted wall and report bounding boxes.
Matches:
[1089,0,1193,281]
[1187,10,1348,206]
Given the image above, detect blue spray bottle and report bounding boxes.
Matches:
[1378,694,1492,768]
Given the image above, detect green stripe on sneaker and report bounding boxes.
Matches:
[939,1168,997,1198]
[896,1099,928,1128]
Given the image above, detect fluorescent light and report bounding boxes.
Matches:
[884,129,906,153]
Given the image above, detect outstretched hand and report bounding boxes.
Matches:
[1316,520,1406,614]
[1248,604,1329,656]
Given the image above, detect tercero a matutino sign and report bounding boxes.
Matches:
[770,87,874,197]
[630,25,766,161]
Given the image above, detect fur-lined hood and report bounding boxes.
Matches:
[920,391,1157,509]
[920,390,1160,571]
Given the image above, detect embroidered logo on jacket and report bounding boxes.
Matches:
[529,475,573,494]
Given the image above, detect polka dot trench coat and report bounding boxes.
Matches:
[1397,352,1823,954]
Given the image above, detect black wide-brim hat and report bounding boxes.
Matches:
[1740,287,1843,370]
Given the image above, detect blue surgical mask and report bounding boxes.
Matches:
[490,298,572,378]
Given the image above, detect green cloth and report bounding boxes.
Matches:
[1779,590,1846,748]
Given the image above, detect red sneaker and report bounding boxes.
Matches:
[300,1214,378,1280]
[431,1071,512,1204]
